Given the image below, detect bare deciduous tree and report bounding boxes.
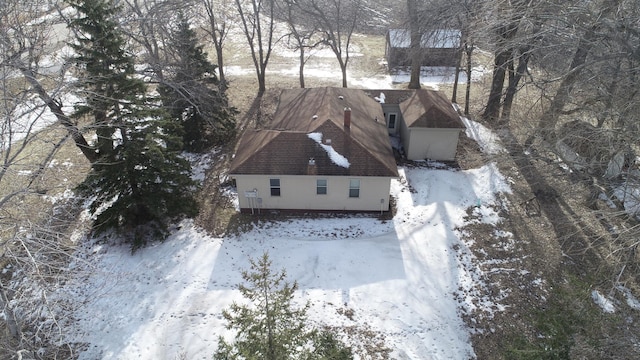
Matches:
[234,0,276,94]
[480,0,526,123]
[2,0,96,163]
[296,0,364,88]
[403,0,471,96]
[202,0,235,87]
[1,1,85,358]
[275,0,323,88]
[406,0,422,89]
[528,0,624,145]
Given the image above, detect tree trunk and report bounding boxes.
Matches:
[407,0,421,89]
[20,68,98,163]
[257,73,266,94]
[501,48,530,123]
[464,42,473,115]
[338,57,348,88]
[216,45,226,88]
[452,48,462,103]
[500,48,524,123]
[596,59,621,128]
[203,0,228,88]
[235,0,274,96]
[482,23,518,122]
[483,49,512,121]
[526,0,619,147]
[526,29,599,147]
[299,47,306,88]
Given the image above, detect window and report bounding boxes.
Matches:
[388,113,397,129]
[349,179,360,198]
[317,179,327,195]
[270,178,280,196]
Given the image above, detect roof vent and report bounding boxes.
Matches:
[312,114,318,120]
[325,139,332,145]
[338,95,344,100]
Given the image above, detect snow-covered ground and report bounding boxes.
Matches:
[57,119,512,360]
[388,66,489,90]
[224,64,485,91]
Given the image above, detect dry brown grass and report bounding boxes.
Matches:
[0,125,90,242]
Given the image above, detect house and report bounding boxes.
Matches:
[229,87,399,214]
[385,28,462,68]
[365,89,465,161]
[229,87,465,213]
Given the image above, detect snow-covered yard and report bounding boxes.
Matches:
[61,139,511,360]
[15,9,513,357]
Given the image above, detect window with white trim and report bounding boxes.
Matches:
[349,179,360,198]
[270,178,281,196]
[317,179,327,195]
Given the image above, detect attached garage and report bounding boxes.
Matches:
[398,90,465,161]
[365,89,465,161]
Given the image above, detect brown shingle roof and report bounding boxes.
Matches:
[399,89,464,129]
[229,88,398,177]
[365,89,464,129]
[363,89,414,105]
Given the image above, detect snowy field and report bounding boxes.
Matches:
[58,119,512,359]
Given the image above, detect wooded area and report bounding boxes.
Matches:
[1,0,640,358]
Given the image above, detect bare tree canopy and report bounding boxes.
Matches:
[292,0,364,88]
[234,0,276,94]
[1,1,89,357]
[201,0,235,86]
[274,0,323,88]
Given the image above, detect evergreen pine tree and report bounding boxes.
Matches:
[68,0,198,247]
[215,253,352,360]
[67,0,145,159]
[159,12,236,153]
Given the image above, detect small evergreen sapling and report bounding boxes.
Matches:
[215,253,352,360]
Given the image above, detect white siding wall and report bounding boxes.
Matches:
[399,117,411,154]
[405,128,461,161]
[234,175,393,212]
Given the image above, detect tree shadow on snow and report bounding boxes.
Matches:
[208,229,406,293]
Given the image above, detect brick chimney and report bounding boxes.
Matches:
[343,107,351,128]
[307,158,317,175]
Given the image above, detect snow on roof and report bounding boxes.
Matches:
[307,132,350,168]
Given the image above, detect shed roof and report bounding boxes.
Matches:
[387,29,461,49]
[229,87,398,177]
